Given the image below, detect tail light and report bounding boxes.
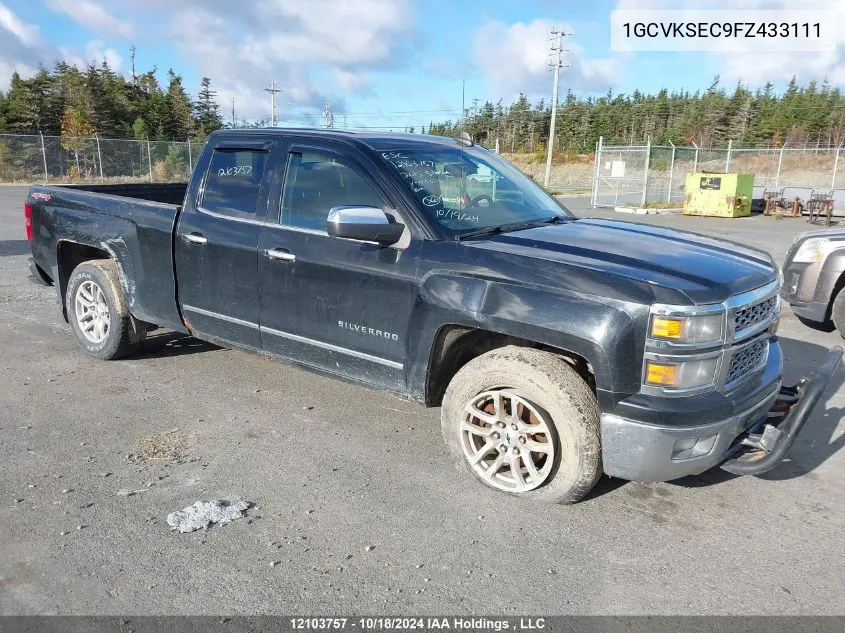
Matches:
[24,202,33,241]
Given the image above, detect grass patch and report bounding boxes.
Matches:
[133,429,187,461]
[640,201,683,209]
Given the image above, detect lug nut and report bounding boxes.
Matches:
[512,447,520,455]
[518,436,527,444]
[511,424,518,430]
[498,445,507,453]
[491,432,500,440]
[496,422,506,428]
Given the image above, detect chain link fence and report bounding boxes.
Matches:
[0,133,195,184]
[592,136,845,208]
[591,142,650,207]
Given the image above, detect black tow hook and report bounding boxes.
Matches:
[721,346,843,476]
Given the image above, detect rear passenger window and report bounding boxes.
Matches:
[201,149,268,219]
[280,152,384,231]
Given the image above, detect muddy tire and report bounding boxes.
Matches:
[441,346,602,504]
[66,259,144,360]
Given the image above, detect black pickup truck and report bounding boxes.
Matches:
[25,128,841,503]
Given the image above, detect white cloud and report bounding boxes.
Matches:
[128,0,416,118]
[334,69,373,95]
[46,0,133,39]
[614,0,845,85]
[0,2,127,92]
[473,19,622,100]
[57,40,123,72]
[0,1,41,47]
[0,1,46,89]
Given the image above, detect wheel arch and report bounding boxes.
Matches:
[423,324,598,407]
[56,240,118,321]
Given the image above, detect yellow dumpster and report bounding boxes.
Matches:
[683,172,754,218]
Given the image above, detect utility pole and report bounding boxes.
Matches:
[323,103,334,128]
[264,81,282,126]
[544,28,570,188]
[231,99,236,128]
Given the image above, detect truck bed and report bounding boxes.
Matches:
[27,183,187,333]
[55,182,188,206]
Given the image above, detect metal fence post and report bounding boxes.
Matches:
[146,138,153,182]
[96,135,104,182]
[39,132,48,181]
[833,144,841,189]
[187,139,193,175]
[692,141,699,174]
[726,139,732,173]
[667,140,676,203]
[591,136,603,207]
[775,145,785,187]
[641,136,651,207]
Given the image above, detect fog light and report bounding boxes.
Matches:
[671,434,718,460]
[645,362,679,385]
[644,357,718,390]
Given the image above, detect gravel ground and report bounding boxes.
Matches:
[1,185,843,615]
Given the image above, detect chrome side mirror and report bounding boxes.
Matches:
[326,206,405,245]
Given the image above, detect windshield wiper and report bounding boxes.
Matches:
[455,215,569,241]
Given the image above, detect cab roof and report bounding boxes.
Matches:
[209,127,475,153]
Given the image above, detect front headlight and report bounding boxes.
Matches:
[644,356,719,391]
[792,237,838,263]
[649,312,723,345]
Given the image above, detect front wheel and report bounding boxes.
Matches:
[441,346,602,504]
[66,259,144,360]
[832,290,845,339]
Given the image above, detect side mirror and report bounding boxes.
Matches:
[326,206,405,245]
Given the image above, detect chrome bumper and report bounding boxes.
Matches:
[600,387,780,483]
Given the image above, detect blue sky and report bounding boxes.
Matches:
[1,0,842,132]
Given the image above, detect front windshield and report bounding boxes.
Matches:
[378,144,571,234]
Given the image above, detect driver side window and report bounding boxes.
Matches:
[280,152,384,231]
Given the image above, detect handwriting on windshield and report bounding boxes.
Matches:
[437,209,479,223]
[381,152,455,187]
[217,166,252,177]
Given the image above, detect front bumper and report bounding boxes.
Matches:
[781,260,837,323]
[786,298,828,323]
[601,347,842,482]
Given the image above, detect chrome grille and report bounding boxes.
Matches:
[733,296,777,334]
[726,338,768,385]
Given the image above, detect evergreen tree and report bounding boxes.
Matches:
[164,70,194,141]
[131,116,148,139]
[194,77,223,139]
[4,71,44,132]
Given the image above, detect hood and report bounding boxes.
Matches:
[466,218,777,305]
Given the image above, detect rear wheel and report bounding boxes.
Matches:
[66,259,144,360]
[441,346,602,504]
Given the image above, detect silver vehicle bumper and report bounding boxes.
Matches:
[600,387,780,483]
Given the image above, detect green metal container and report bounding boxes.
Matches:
[683,172,754,218]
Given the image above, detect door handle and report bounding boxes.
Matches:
[264,248,296,262]
[182,233,207,244]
